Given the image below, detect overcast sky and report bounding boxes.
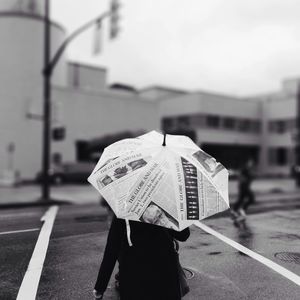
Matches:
[51,0,300,96]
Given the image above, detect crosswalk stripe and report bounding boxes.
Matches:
[16,206,59,300]
[0,228,40,235]
[195,221,300,286]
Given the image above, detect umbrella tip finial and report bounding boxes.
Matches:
[162,133,166,146]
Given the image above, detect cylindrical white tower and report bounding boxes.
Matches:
[0,0,68,180]
[0,0,67,91]
[0,0,46,16]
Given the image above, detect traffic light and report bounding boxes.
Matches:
[110,0,120,39]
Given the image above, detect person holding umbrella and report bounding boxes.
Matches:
[89,131,229,299]
[93,216,190,299]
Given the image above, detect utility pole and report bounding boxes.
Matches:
[41,0,51,200]
[295,83,300,187]
[40,0,121,201]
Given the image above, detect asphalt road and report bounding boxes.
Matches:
[0,203,299,300]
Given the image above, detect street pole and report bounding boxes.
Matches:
[40,0,120,201]
[295,83,300,187]
[41,0,51,200]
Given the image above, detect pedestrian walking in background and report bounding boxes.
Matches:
[93,216,190,300]
[232,159,256,221]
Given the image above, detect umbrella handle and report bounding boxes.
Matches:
[125,219,133,246]
[162,133,166,146]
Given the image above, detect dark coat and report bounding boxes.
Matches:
[95,217,190,300]
[239,166,253,190]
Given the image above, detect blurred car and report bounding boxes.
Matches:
[36,162,94,184]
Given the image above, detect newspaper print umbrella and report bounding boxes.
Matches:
[88,130,229,232]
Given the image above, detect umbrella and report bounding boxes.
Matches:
[88,131,229,234]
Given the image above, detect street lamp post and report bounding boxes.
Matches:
[41,0,51,200]
[41,0,120,201]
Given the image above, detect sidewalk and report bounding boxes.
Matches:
[0,184,100,208]
[0,178,300,209]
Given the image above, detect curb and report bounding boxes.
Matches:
[0,198,72,210]
[1,193,299,211]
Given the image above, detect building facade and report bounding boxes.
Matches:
[0,1,298,181]
[160,83,297,176]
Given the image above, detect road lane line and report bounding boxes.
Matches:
[0,228,40,235]
[16,206,59,300]
[195,221,300,286]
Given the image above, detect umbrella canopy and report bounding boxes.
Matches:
[88,131,229,231]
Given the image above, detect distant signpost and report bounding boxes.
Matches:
[294,85,300,186]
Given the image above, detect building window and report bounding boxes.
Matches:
[276,121,286,133]
[287,118,296,131]
[237,119,251,132]
[268,147,288,166]
[206,115,220,128]
[269,120,288,134]
[190,114,206,128]
[251,121,261,133]
[277,147,288,165]
[268,121,275,133]
[223,117,236,130]
[162,117,175,131]
[177,116,190,128]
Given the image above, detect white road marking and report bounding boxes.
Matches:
[16,206,59,300]
[195,221,300,286]
[0,228,40,236]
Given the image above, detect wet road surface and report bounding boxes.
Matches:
[0,204,299,299]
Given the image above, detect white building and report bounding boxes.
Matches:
[160,82,297,176]
[0,1,298,181]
